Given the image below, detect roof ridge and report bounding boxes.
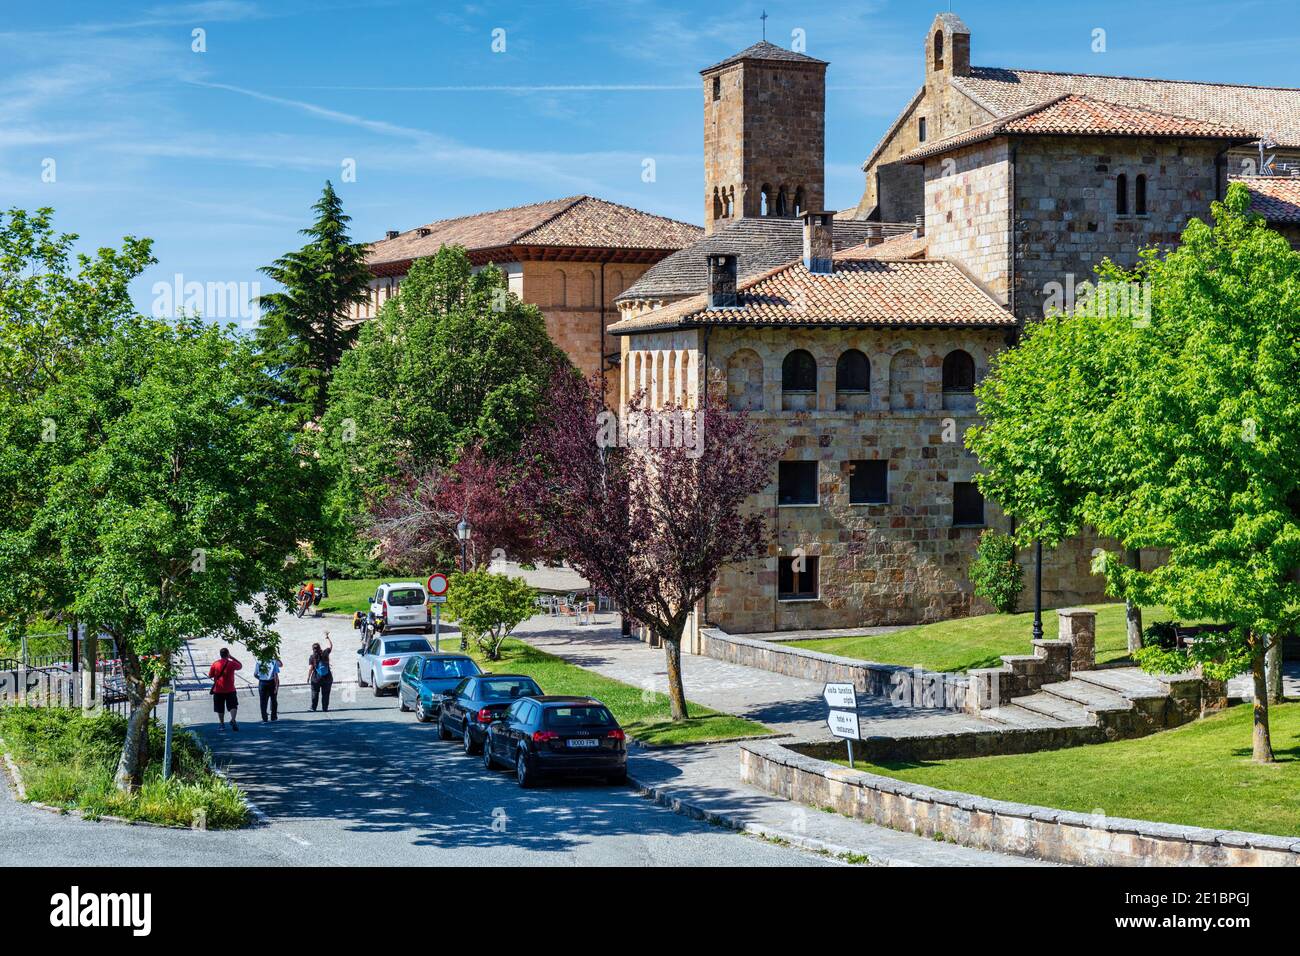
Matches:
[389,195,587,240]
[974,65,1300,95]
[511,195,592,243]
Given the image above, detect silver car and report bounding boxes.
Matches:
[355,635,435,696]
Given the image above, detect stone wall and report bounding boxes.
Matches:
[740,740,1300,866]
[923,139,1013,302]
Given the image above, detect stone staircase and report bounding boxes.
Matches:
[982,666,1205,740]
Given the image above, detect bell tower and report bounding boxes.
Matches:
[701,41,828,235]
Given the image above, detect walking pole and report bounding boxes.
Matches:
[162,689,175,782]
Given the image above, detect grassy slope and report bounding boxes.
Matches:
[463,637,771,746]
[0,707,247,828]
[840,702,1300,836]
[782,603,1195,673]
[314,577,385,616]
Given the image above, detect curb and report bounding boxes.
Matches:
[626,771,887,866]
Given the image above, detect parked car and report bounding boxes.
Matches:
[438,673,544,753]
[368,582,433,635]
[481,695,627,787]
[355,635,435,695]
[398,653,482,722]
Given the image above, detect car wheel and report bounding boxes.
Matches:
[399,693,411,713]
[462,722,480,756]
[482,740,497,770]
[437,715,453,740]
[371,671,383,697]
[356,665,367,688]
[606,768,628,786]
[416,699,430,723]
[515,750,535,789]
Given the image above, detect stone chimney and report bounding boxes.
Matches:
[416,227,432,238]
[802,211,834,274]
[866,222,883,246]
[385,230,399,239]
[707,253,738,308]
[914,214,925,238]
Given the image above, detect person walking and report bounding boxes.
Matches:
[208,647,243,732]
[308,633,334,712]
[254,654,282,722]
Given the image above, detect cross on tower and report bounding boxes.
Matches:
[760,10,768,41]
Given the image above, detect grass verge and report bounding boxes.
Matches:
[462,636,771,746]
[0,706,248,829]
[781,603,1200,673]
[313,577,384,616]
[836,702,1300,836]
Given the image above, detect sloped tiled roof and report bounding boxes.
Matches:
[836,233,929,261]
[615,218,912,303]
[365,196,702,267]
[903,94,1253,162]
[701,40,827,74]
[609,249,1012,335]
[953,67,1300,147]
[1233,175,1300,223]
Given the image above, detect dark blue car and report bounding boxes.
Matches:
[439,673,543,754]
[481,695,627,788]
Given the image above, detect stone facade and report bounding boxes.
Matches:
[702,49,826,233]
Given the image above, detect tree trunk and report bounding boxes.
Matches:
[1125,548,1143,653]
[114,673,164,792]
[1265,633,1284,704]
[661,635,689,721]
[1249,634,1275,764]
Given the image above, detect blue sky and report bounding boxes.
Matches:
[3,0,1298,316]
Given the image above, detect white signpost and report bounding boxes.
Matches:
[823,682,861,767]
[427,573,449,650]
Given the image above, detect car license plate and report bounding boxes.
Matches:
[566,738,599,748]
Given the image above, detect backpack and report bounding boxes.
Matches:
[314,654,331,679]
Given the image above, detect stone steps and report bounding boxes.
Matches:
[1072,668,1169,699]
[982,703,1074,730]
[1041,677,1135,714]
[1012,691,1095,725]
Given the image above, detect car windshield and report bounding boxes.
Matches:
[387,588,426,606]
[422,658,479,679]
[479,678,541,700]
[544,705,614,728]
[383,639,432,654]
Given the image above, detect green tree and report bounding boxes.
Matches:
[14,316,318,790]
[255,182,372,422]
[968,530,1024,613]
[320,244,567,508]
[446,570,536,661]
[970,184,1300,762]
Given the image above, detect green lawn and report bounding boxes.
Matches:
[315,577,384,615]
[462,636,771,746]
[834,702,1300,836]
[0,706,248,828]
[781,603,1193,673]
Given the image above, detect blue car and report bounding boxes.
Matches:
[398,653,482,723]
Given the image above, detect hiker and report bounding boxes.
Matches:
[208,647,243,732]
[254,654,282,722]
[308,633,334,712]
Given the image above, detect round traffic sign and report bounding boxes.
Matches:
[426,572,449,596]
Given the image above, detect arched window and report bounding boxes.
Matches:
[934,31,944,70]
[835,349,870,392]
[553,270,567,307]
[793,186,805,217]
[760,184,772,217]
[1135,174,1147,215]
[775,186,788,217]
[942,350,976,392]
[782,349,817,392]
[581,270,596,307]
[1116,174,1128,216]
[713,188,724,221]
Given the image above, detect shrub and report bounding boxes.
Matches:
[446,570,536,661]
[968,530,1024,614]
[1144,620,1180,650]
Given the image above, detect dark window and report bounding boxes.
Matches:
[918,116,927,142]
[778,461,818,506]
[836,349,870,392]
[933,31,944,70]
[794,186,805,216]
[782,349,817,391]
[761,184,772,216]
[1116,173,1128,215]
[848,460,888,504]
[712,76,721,101]
[544,705,615,728]
[775,186,788,217]
[778,556,819,600]
[953,482,985,526]
[1135,174,1147,215]
[942,350,976,392]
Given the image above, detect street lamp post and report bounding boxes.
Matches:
[455,517,472,650]
[1031,539,1044,642]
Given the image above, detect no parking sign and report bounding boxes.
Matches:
[426,572,449,604]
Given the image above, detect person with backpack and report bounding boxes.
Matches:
[254,654,282,722]
[208,647,243,732]
[308,633,334,712]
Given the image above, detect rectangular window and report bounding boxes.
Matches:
[953,481,985,526]
[778,556,819,601]
[712,76,721,101]
[778,461,818,506]
[848,459,888,504]
[918,117,927,142]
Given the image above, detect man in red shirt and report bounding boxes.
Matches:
[208,647,243,732]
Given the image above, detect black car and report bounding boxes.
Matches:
[438,674,544,754]
[481,695,627,788]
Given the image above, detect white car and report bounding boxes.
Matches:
[368,582,432,636]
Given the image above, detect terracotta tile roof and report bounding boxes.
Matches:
[902,94,1253,162]
[1232,175,1300,223]
[836,233,929,261]
[953,67,1300,147]
[609,251,1012,335]
[701,41,827,74]
[615,218,913,303]
[365,196,702,267]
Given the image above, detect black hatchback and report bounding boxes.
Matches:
[482,695,627,788]
[438,673,543,755]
